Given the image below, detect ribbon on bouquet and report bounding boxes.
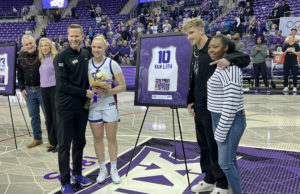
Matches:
[89,86,98,103]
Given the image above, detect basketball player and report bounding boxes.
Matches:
[88,35,126,184]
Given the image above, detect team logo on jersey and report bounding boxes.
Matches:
[72,59,79,65]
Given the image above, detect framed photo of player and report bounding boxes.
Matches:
[0,43,16,96]
[134,32,192,108]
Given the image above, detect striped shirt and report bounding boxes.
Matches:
[207,66,244,142]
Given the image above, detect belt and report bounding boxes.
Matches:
[239,109,245,114]
[27,86,40,89]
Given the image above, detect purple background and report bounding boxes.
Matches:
[135,34,191,107]
[0,44,16,95]
[69,138,300,194]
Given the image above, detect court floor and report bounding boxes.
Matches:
[0,91,300,194]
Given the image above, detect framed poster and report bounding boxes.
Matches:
[0,43,16,96]
[134,32,192,108]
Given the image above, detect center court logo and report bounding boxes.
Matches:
[77,145,202,194]
[48,138,300,194]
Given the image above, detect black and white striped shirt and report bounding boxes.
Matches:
[207,66,244,142]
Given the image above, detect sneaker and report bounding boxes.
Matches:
[191,180,215,193]
[255,87,260,92]
[96,168,108,183]
[110,169,121,184]
[293,87,297,93]
[282,87,289,92]
[27,140,43,148]
[71,174,93,187]
[61,184,74,194]
[210,187,229,194]
[266,88,271,93]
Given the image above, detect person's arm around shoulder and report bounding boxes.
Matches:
[210,50,250,69]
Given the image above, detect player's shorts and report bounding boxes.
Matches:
[88,108,120,124]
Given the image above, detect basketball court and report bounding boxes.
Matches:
[0,91,300,194]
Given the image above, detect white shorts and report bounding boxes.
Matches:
[88,108,120,124]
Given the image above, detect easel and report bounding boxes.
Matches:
[5,93,31,149]
[125,106,191,190]
[0,43,30,149]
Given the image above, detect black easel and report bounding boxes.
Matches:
[125,106,191,190]
[15,94,31,135]
[6,94,31,149]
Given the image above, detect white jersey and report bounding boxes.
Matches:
[88,57,122,110]
[0,53,9,85]
[148,46,178,92]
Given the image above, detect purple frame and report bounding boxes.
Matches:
[134,32,192,108]
[0,43,16,96]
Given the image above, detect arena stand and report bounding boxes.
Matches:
[211,0,300,90]
[0,0,34,44]
[3,0,300,91]
[0,0,32,19]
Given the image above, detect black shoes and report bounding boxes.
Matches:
[47,145,58,153]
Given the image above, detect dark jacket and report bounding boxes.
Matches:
[54,47,90,110]
[17,50,41,91]
[187,38,250,109]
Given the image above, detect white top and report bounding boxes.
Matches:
[207,66,244,142]
[96,16,102,23]
[285,35,300,46]
[151,25,158,34]
[88,57,122,110]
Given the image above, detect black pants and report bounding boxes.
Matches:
[253,62,269,88]
[41,86,58,146]
[57,108,88,185]
[194,107,228,189]
[283,59,298,87]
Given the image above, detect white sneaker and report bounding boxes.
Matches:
[210,187,229,194]
[96,168,108,183]
[110,169,121,184]
[191,180,215,192]
[282,87,289,92]
[293,87,297,93]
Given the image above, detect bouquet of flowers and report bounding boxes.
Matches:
[89,71,111,88]
[84,71,112,110]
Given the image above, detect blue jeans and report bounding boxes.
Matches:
[211,111,246,194]
[244,16,252,23]
[26,87,45,140]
